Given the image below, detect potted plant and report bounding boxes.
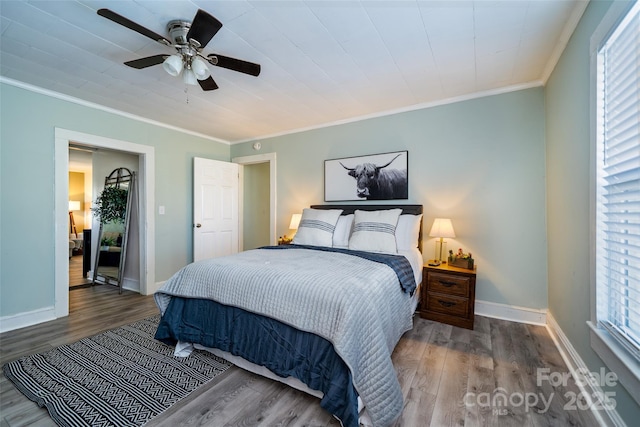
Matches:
[448,248,474,269]
[100,236,116,250]
[92,186,128,224]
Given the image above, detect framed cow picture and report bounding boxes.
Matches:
[324,150,408,201]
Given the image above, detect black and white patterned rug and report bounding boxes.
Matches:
[3,315,231,427]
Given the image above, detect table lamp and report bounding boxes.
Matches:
[429,218,456,265]
[289,213,302,231]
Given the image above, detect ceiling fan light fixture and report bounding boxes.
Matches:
[183,68,198,86]
[192,57,211,80]
[162,54,183,76]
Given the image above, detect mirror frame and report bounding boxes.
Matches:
[92,167,135,293]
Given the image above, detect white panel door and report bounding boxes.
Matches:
[193,157,239,261]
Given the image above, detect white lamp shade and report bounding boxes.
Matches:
[182,68,198,85]
[162,54,183,76]
[429,218,456,238]
[289,213,302,230]
[68,200,81,211]
[191,57,211,80]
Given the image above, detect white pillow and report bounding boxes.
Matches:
[293,208,343,247]
[348,209,402,253]
[332,214,354,248]
[396,214,422,251]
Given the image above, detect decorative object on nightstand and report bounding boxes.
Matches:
[428,218,455,266]
[420,262,477,329]
[448,248,474,269]
[278,213,302,245]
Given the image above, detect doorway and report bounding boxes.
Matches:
[232,152,277,250]
[54,128,156,319]
[68,148,93,288]
[242,162,270,249]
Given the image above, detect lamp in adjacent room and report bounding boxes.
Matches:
[429,218,456,265]
[69,200,81,237]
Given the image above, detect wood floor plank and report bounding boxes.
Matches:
[293,398,340,427]
[69,254,91,288]
[391,316,434,397]
[489,318,532,426]
[410,321,452,397]
[0,287,601,427]
[392,387,436,427]
[429,338,470,426]
[524,324,601,427]
[463,365,496,427]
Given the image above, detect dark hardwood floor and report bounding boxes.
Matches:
[0,286,599,426]
[69,253,91,288]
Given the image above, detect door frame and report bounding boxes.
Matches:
[232,152,277,249]
[54,128,155,318]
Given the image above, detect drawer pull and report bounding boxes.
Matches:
[438,300,456,308]
[441,281,458,287]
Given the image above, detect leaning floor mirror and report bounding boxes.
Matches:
[92,167,136,293]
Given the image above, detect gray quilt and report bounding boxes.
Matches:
[154,247,414,427]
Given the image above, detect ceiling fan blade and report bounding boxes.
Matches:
[98,9,171,45]
[124,55,168,69]
[186,9,223,49]
[207,54,261,77]
[198,76,219,91]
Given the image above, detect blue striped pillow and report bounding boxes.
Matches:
[292,208,343,247]
[348,209,403,253]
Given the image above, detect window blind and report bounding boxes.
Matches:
[595,2,640,360]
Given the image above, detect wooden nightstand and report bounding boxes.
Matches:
[419,262,477,330]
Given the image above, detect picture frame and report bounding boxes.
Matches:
[324,150,408,202]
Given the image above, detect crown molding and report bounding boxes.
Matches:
[541,0,590,83]
[0,76,230,145]
[232,81,543,144]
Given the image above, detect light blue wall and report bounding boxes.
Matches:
[545,0,639,423]
[243,162,271,250]
[0,83,229,318]
[231,88,548,310]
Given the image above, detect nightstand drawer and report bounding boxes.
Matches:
[426,293,469,317]
[428,272,470,297]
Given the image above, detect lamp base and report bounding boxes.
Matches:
[428,261,441,267]
[434,239,447,264]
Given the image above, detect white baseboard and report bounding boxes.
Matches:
[546,312,626,427]
[148,280,165,295]
[0,306,56,334]
[121,277,140,293]
[475,299,547,325]
[1,278,143,334]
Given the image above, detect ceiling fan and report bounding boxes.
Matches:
[97,8,261,91]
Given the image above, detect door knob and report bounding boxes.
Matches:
[195,223,202,228]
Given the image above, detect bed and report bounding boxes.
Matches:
[154,204,424,427]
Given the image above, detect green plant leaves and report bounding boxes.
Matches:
[92,186,128,224]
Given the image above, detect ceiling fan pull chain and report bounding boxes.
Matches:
[185,86,189,104]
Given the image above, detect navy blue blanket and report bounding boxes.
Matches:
[262,244,417,295]
[156,297,359,426]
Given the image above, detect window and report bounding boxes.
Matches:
[589,1,640,403]
[594,0,640,361]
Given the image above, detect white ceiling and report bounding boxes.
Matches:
[0,0,587,144]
